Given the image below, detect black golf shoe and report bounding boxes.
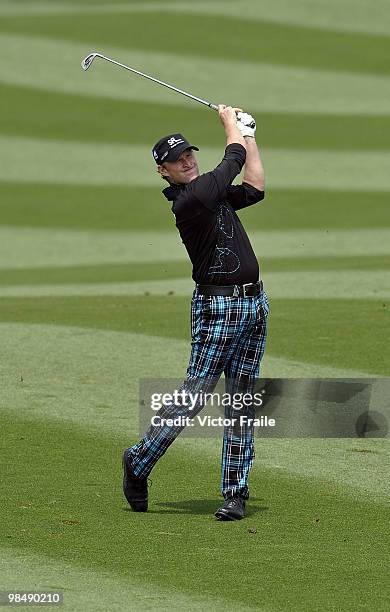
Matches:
[214,495,246,521]
[122,449,148,512]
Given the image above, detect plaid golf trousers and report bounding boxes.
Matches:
[128,286,269,499]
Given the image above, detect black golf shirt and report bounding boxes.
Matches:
[162,143,264,286]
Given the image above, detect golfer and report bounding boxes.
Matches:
[123,105,269,520]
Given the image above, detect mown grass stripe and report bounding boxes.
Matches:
[0,227,389,269]
[0,183,388,232]
[0,256,388,287]
[2,34,390,115]
[0,547,229,612]
[1,135,390,192]
[0,1,214,17]
[0,296,388,375]
[0,322,373,440]
[1,0,387,37]
[2,83,390,151]
[0,321,385,439]
[1,11,389,76]
[0,321,371,439]
[0,270,388,299]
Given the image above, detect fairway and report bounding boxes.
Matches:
[0,1,389,610]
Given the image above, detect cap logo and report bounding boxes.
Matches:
[161,151,169,161]
[167,136,184,148]
[153,150,158,160]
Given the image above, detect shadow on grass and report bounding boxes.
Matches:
[123,498,268,516]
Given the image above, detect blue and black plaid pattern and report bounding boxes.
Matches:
[128,288,269,499]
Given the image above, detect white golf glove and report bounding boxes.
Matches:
[236,112,256,138]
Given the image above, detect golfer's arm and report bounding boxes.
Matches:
[225,123,246,149]
[243,137,264,191]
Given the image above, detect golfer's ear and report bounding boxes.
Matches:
[157,164,168,178]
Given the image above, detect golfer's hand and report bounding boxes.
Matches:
[218,105,242,128]
[237,112,256,138]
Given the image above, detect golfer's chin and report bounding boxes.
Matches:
[181,169,199,183]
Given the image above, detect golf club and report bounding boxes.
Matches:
[81,52,219,111]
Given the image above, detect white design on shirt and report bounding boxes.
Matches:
[207,204,240,276]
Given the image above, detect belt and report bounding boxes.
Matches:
[196,281,263,297]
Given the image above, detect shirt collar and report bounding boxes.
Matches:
[162,183,186,201]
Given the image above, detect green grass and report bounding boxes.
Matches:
[1,413,389,611]
[1,183,389,230]
[1,84,390,150]
[0,296,388,375]
[1,12,390,76]
[1,1,389,608]
[0,255,388,287]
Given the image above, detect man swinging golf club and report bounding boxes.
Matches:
[123,105,269,520]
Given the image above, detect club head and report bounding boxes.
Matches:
[81,53,98,71]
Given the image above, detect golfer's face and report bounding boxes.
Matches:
[161,149,199,184]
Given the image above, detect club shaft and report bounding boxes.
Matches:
[91,53,218,111]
